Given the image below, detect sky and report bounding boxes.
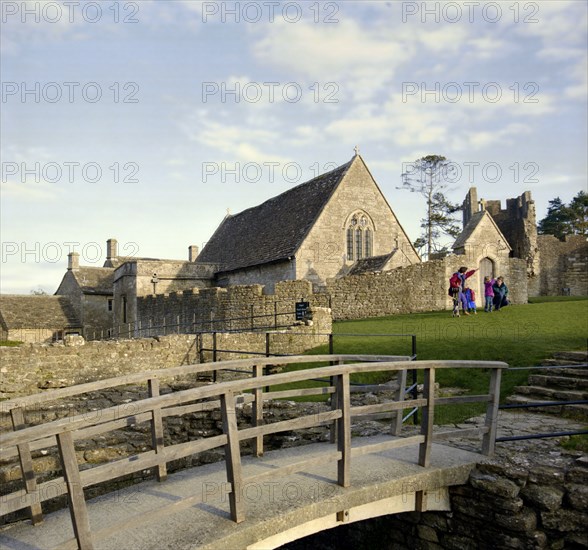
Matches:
[1,0,587,294]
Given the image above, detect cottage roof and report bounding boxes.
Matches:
[0,295,81,329]
[71,267,114,295]
[197,159,354,273]
[452,210,512,251]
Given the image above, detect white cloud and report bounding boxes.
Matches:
[251,19,416,101]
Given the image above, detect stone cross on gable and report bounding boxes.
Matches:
[354,145,360,156]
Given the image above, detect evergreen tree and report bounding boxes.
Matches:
[399,155,461,259]
[538,191,587,239]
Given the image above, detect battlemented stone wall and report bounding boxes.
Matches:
[134,280,328,336]
[532,234,588,296]
[131,257,528,329]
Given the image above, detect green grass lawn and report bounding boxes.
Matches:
[0,340,23,347]
[272,299,588,423]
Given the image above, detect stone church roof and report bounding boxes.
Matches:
[452,210,512,251]
[197,159,354,274]
[0,295,81,329]
[72,267,114,295]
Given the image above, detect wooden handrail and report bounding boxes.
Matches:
[1,357,506,550]
[0,354,412,411]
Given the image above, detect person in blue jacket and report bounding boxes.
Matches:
[492,276,509,310]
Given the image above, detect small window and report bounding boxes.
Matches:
[108,299,113,312]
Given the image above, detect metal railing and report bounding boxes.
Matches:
[199,331,420,424]
[0,357,506,550]
[85,297,333,341]
[496,363,588,443]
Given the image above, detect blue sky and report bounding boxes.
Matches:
[1,0,587,293]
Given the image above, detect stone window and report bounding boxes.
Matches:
[346,213,374,261]
[108,299,113,312]
[346,228,354,260]
[365,228,372,257]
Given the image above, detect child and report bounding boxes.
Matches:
[484,276,495,312]
[464,285,477,314]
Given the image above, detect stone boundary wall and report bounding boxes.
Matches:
[384,455,588,549]
[133,280,328,335]
[0,308,331,399]
[134,257,528,326]
[532,234,588,297]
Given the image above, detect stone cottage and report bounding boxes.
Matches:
[55,252,115,337]
[0,295,82,343]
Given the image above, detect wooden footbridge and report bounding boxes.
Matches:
[0,355,505,549]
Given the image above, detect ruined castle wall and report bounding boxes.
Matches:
[534,234,588,296]
[489,191,540,280]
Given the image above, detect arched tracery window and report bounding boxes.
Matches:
[346,213,374,261]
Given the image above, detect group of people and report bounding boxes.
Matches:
[450,266,509,317]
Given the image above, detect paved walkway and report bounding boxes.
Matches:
[0,436,481,550]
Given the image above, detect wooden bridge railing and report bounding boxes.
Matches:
[0,356,506,550]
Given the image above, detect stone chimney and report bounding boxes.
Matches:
[189,245,199,262]
[68,252,80,270]
[107,238,118,260]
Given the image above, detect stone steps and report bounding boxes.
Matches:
[505,395,588,417]
[533,367,588,379]
[512,385,588,402]
[506,351,588,420]
[528,374,588,391]
[551,350,588,363]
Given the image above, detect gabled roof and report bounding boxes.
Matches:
[0,295,81,329]
[347,252,395,276]
[72,267,114,295]
[197,159,354,273]
[453,210,512,251]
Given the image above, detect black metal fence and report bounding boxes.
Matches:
[85,299,330,341]
[496,363,588,443]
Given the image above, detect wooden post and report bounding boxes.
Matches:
[391,368,408,436]
[56,431,94,550]
[252,365,264,457]
[418,367,435,467]
[335,373,351,488]
[330,360,344,444]
[10,407,43,525]
[220,391,244,523]
[482,368,502,456]
[148,378,167,481]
